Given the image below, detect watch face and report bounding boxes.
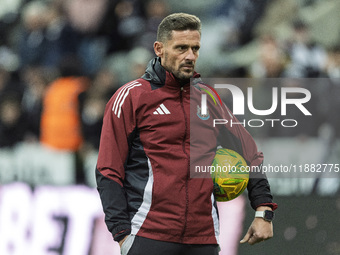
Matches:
[264,210,274,221]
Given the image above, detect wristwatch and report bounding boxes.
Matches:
[255,210,274,222]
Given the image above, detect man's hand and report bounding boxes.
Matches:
[240,206,274,245]
[119,235,129,248]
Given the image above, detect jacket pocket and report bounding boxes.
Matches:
[120,234,135,255]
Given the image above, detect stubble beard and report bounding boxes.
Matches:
[175,65,194,80]
[163,53,194,80]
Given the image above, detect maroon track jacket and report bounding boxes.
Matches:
[96,57,276,245]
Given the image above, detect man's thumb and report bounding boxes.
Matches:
[240,232,251,244]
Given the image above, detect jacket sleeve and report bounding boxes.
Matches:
[217,102,277,211]
[96,84,137,242]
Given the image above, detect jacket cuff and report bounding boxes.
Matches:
[112,224,131,242]
[256,202,278,211]
[250,196,277,211]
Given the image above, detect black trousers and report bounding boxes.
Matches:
[121,235,219,255]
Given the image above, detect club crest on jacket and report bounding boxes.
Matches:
[197,105,210,120]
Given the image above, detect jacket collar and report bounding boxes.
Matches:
[142,57,200,90]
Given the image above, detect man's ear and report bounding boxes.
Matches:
[154,41,164,58]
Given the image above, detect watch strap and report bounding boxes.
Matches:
[255,211,265,218]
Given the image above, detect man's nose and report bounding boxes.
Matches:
[185,48,197,61]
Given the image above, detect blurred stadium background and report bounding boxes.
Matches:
[0,0,340,254]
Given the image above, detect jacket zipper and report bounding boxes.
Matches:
[180,86,190,242]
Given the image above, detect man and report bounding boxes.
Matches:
[96,13,277,255]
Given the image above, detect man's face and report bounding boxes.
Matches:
[155,30,201,80]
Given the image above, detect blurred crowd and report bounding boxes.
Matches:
[0,0,168,150]
[0,0,340,184]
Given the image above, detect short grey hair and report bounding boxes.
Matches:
[157,13,201,43]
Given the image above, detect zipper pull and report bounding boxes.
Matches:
[181,87,184,91]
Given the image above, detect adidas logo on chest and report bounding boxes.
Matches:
[153,103,171,115]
